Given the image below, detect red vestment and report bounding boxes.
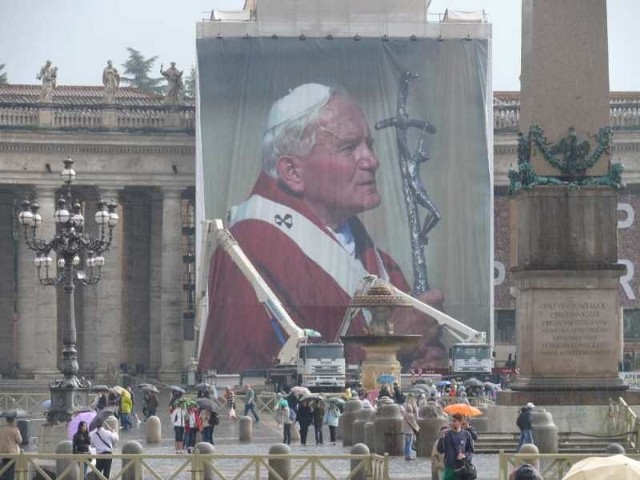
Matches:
[198,173,409,372]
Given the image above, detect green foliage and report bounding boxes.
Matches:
[120,48,163,94]
[0,63,7,84]
[184,65,196,99]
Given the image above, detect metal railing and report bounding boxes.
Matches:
[0,393,50,414]
[0,452,390,480]
[498,451,640,480]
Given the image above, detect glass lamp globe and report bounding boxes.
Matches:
[18,210,33,226]
[95,209,109,225]
[54,208,71,224]
[43,256,53,268]
[57,258,65,268]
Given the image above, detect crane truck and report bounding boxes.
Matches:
[198,219,346,392]
[337,275,493,380]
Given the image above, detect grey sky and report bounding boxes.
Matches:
[0,0,637,91]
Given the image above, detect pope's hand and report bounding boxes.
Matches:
[391,288,448,369]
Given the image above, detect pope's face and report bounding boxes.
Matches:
[296,95,381,227]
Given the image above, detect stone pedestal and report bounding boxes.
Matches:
[510,187,626,395]
[341,399,363,447]
[342,336,420,392]
[101,108,118,128]
[374,402,403,456]
[39,424,68,454]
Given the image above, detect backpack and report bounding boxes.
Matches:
[209,411,219,426]
[514,464,537,480]
[516,411,526,430]
[289,408,297,422]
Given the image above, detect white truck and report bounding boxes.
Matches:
[197,219,346,392]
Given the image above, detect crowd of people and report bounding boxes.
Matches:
[54,380,546,480]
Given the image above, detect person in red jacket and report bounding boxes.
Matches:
[199,84,446,373]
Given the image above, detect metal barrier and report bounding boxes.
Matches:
[0,393,50,414]
[0,452,390,480]
[498,451,640,480]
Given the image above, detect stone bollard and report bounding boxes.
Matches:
[342,399,363,446]
[121,441,143,480]
[531,408,558,453]
[605,442,626,454]
[195,441,215,480]
[364,420,376,451]
[56,440,79,480]
[517,443,540,471]
[416,405,448,458]
[239,416,253,442]
[374,401,403,456]
[104,415,119,432]
[352,406,374,445]
[268,444,291,480]
[145,415,162,444]
[350,443,370,480]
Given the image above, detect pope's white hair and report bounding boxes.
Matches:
[261,85,351,178]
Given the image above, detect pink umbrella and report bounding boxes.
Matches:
[67,411,97,440]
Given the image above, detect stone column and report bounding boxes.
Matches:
[17,186,59,378]
[85,188,124,382]
[502,0,625,405]
[0,191,18,375]
[148,191,163,376]
[158,188,184,381]
[81,188,100,376]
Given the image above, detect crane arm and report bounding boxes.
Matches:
[336,275,486,344]
[207,219,314,365]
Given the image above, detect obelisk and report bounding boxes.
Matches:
[504,0,627,404]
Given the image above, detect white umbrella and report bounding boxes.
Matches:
[290,386,311,396]
[562,454,640,480]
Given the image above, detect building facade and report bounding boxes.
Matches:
[0,83,196,382]
[1,81,639,380]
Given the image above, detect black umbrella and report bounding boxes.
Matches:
[88,408,115,431]
[90,384,110,392]
[464,377,483,388]
[196,397,216,411]
[168,385,186,393]
[140,384,159,394]
[194,382,212,392]
[0,409,29,419]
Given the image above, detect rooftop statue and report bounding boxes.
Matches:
[36,60,57,102]
[160,62,184,106]
[102,60,120,104]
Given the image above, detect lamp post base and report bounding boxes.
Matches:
[47,376,91,424]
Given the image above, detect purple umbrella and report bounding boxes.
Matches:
[67,411,96,440]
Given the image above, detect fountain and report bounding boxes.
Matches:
[341,284,421,391]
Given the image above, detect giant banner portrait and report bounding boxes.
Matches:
[196,37,492,373]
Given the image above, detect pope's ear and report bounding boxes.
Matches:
[276,155,304,193]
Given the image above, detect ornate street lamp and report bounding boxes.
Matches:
[17,157,119,423]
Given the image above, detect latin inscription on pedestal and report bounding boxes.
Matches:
[530,291,619,376]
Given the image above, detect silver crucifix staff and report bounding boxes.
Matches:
[375,71,440,295]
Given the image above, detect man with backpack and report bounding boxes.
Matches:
[516,403,535,452]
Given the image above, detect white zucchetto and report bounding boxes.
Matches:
[265,83,331,131]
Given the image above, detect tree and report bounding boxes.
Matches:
[184,65,196,100]
[0,64,7,84]
[120,48,163,94]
